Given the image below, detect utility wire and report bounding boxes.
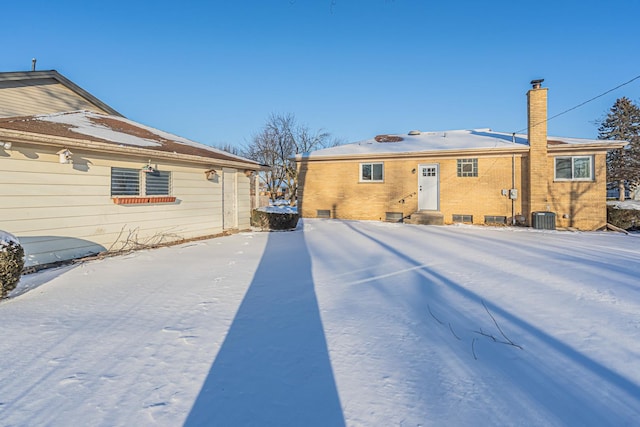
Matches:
[515,74,640,134]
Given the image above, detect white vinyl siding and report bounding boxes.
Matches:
[0,77,111,118]
[236,172,252,229]
[1,146,255,266]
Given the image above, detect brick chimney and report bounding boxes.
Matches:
[527,79,549,216]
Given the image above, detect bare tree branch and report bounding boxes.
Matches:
[244,113,337,203]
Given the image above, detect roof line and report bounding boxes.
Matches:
[0,127,261,170]
[0,70,124,117]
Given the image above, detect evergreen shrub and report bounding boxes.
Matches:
[251,209,299,230]
[1,235,25,299]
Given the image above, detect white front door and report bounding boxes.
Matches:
[418,164,439,211]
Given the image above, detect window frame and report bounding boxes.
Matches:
[457,158,478,177]
[144,170,172,195]
[554,156,593,181]
[359,162,384,182]
[110,167,172,196]
[111,167,141,196]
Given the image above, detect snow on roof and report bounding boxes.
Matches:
[303,128,625,158]
[0,111,258,165]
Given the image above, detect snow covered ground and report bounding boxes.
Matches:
[1,220,639,426]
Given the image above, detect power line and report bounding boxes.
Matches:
[515,74,640,134]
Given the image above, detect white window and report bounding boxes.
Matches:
[360,162,384,182]
[111,167,172,196]
[554,156,593,181]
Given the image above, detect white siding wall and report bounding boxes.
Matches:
[237,172,252,229]
[0,78,111,117]
[222,168,237,230]
[0,144,253,266]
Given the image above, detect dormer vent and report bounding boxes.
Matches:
[408,130,421,136]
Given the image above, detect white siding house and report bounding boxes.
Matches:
[0,71,260,267]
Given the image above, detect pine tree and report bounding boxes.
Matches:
[598,97,640,200]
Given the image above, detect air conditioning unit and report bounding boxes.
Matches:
[531,211,556,230]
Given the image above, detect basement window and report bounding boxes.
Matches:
[452,214,473,223]
[457,158,478,177]
[554,156,593,181]
[360,162,384,182]
[485,215,507,225]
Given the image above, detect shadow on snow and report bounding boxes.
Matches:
[184,229,345,426]
[343,222,640,425]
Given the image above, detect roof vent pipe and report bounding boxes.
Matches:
[31,58,36,71]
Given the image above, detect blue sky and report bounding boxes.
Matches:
[3,0,639,149]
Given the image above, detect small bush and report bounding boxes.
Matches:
[1,239,25,299]
[607,206,640,231]
[251,210,300,230]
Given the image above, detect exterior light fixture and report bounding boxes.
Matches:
[57,148,73,164]
[205,169,218,180]
[142,160,155,173]
[2,142,11,150]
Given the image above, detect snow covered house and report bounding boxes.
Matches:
[296,80,627,231]
[0,70,260,267]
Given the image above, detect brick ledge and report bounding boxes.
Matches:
[112,196,176,205]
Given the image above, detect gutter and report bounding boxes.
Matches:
[0,128,262,170]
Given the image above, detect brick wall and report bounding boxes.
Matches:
[297,154,525,225]
[297,149,608,230]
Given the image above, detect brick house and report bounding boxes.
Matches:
[296,81,627,231]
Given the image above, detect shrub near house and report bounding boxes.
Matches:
[0,231,25,299]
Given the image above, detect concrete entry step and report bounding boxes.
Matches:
[405,211,444,225]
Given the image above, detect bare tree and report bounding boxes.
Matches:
[214,143,243,156]
[245,113,337,204]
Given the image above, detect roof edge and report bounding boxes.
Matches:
[297,146,531,162]
[0,128,261,170]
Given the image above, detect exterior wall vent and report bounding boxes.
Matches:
[531,211,556,230]
[317,209,331,219]
[385,212,404,222]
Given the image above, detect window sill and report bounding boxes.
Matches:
[112,196,176,205]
